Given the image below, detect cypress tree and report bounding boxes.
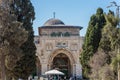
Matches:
[99,10,118,52]
[9,0,36,79]
[89,10,119,80]
[80,8,106,78]
[0,0,28,80]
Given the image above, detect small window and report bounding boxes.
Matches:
[57,32,62,37]
[51,32,56,37]
[63,43,66,45]
[34,40,39,44]
[64,32,70,37]
[62,42,67,47]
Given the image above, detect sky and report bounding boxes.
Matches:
[31,0,120,36]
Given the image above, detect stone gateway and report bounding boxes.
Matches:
[34,18,83,79]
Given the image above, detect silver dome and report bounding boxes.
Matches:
[44,18,65,26]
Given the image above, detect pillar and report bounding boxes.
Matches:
[75,63,82,79]
[41,63,48,75]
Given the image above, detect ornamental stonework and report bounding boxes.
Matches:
[34,18,84,79]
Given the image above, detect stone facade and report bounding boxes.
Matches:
[34,18,83,79]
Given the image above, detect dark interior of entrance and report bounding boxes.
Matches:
[52,53,71,78]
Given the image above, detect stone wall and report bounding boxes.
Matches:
[34,27,83,78]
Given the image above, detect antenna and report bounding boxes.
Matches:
[53,12,55,18]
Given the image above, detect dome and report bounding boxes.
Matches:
[44,18,65,26]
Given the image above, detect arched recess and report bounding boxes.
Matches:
[48,48,76,77]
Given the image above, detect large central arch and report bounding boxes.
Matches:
[52,53,71,77]
[48,49,76,77]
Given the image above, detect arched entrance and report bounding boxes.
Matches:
[51,53,71,78]
[48,49,76,78]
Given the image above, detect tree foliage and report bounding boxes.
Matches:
[9,0,36,79]
[80,8,106,78]
[89,10,120,80]
[0,0,28,80]
[89,51,116,80]
[99,10,119,51]
[89,51,107,80]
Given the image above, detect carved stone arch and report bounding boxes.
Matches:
[36,53,42,64]
[48,48,76,65]
[47,48,76,77]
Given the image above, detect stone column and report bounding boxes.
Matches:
[72,64,76,76]
[47,64,51,70]
[41,63,48,75]
[75,63,82,79]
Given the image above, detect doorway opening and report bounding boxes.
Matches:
[52,53,71,78]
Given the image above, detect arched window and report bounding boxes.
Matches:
[64,32,70,37]
[57,32,62,37]
[51,32,56,37]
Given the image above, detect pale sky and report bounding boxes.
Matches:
[31,0,120,36]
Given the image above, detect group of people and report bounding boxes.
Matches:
[48,75,77,80]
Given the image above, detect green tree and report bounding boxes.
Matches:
[0,0,28,80]
[80,8,106,78]
[111,29,120,80]
[100,10,118,51]
[89,10,119,80]
[9,0,36,79]
[89,51,107,80]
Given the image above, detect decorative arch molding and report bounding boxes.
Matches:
[48,48,76,66]
[37,56,41,64]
